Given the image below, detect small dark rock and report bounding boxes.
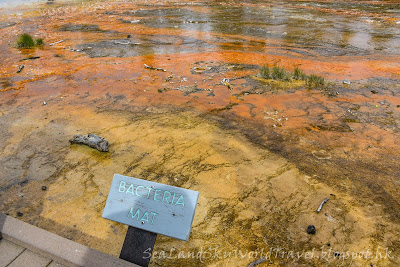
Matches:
[371,90,378,94]
[397,105,400,108]
[327,243,331,247]
[307,225,316,234]
[333,252,340,257]
[17,212,23,217]
[127,34,132,38]
[42,186,47,191]
[18,179,28,186]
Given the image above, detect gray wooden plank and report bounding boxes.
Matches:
[47,262,69,267]
[0,213,140,267]
[0,239,25,267]
[7,249,52,267]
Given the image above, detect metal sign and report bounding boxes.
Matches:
[102,174,199,241]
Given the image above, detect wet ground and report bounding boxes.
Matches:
[0,0,399,266]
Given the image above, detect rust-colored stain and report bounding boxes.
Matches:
[0,0,399,266]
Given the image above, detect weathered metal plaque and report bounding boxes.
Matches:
[102,174,199,241]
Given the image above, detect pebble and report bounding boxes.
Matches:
[343,79,351,85]
[307,225,316,234]
[312,150,331,160]
[17,212,23,217]
[41,186,47,191]
[379,100,389,106]
[18,180,28,186]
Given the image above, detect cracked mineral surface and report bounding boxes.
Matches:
[0,0,399,266]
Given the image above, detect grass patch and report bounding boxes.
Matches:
[16,34,35,48]
[35,38,44,46]
[259,63,324,88]
[272,64,291,81]
[293,66,307,80]
[260,65,270,79]
[306,74,325,87]
[16,33,44,48]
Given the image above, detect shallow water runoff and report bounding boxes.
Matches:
[0,0,399,266]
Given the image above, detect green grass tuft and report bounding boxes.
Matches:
[35,38,44,46]
[293,66,307,80]
[16,34,35,48]
[306,74,325,88]
[272,64,291,81]
[259,63,325,88]
[260,65,270,79]
[16,34,44,48]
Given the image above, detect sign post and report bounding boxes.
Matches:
[119,226,157,266]
[102,174,199,266]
